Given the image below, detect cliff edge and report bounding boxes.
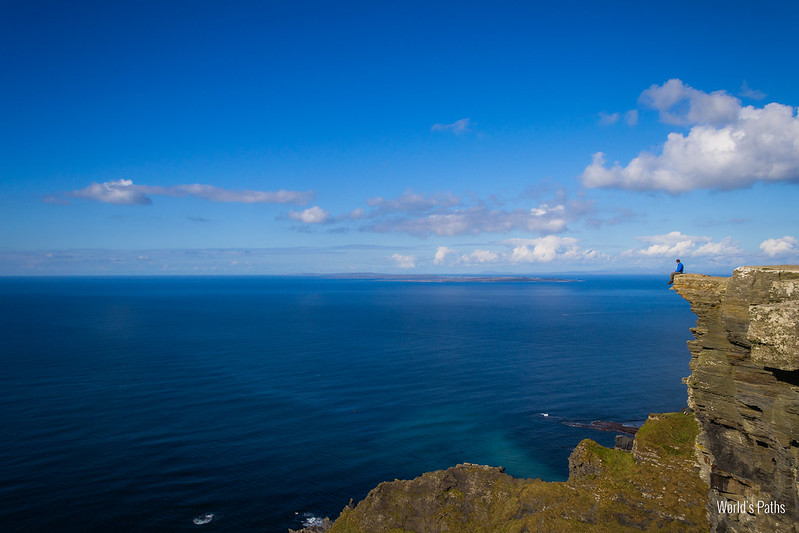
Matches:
[673,266,799,532]
[321,412,707,532]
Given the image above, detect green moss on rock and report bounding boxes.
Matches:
[324,413,708,532]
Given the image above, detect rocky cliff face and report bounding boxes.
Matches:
[673,266,799,532]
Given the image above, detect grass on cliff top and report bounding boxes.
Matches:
[635,412,699,459]
[329,412,708,533]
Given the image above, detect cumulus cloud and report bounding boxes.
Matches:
[288,206,330,224]
[640,79,741,126]
[582,79,799,192]
[760,235,798,257]
[632,231,742,258]
[433,246,455,265]
[508,236,598,263]
[694,237,744,256]
[431,118,472,135]
[391,253,417,269]
[58,179,313,205]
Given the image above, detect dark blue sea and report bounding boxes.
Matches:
[0,276,696,532]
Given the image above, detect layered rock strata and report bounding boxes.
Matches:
[673,266,799,532]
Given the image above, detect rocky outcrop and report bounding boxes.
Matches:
[673,266,799,532]
[322,412,707,532]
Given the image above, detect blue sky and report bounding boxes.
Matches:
[2,1,798,275]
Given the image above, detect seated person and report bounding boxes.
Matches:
[669,259,684,284]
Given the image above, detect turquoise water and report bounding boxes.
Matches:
[0,276,695,531]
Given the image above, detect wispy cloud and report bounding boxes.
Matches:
[598,112,620,125]
[597,110,637,127]
[53,179,314,206]
[431,118,472,135]
[740,80,766,100]
[582,79,799,192]
[287,189,594,238]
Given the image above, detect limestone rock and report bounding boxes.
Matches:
[673,266,799,532]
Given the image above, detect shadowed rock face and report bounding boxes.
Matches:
[673,266,799,533]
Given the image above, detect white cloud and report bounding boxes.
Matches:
[760,235,798,257]
[582,79,799,192]
[391,253,417,269]
[61,179,313,205]
[163,184,312,204]
[508,236,597,263]
[70,179,152,205]
[430,118,472,135]
[458,249,500,264]
[289,189,593,238]
[384,204,570,237]
[694,237,744,256]
[364,194,589,237]
[632,231,742,258]
[433,246,455,265]
[366,190,460,214]
[636,231,702,257]
[427,236,600,267]
[640,79,741,126]
[288,206,330,224]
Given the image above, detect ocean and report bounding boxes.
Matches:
[0,276,696,531]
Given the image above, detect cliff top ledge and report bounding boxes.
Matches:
[672,265,799,372]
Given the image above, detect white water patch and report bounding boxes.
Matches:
[192,513,214,525]
[299,512,324,527]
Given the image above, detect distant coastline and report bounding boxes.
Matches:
[304,273,582,283]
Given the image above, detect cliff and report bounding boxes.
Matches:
[672,266,799,532]
[323,412,707,532]
[295,266,799,533]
